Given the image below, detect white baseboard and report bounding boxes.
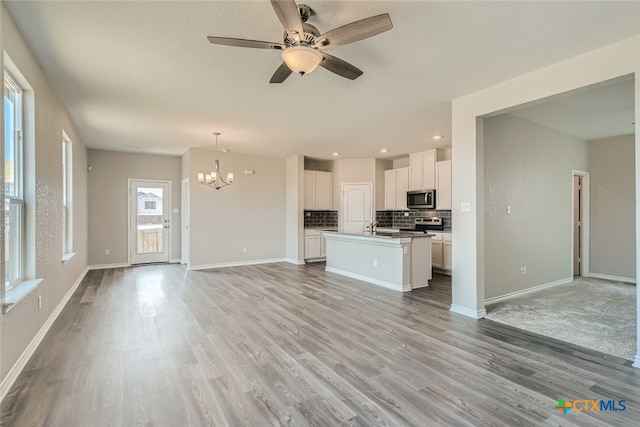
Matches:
[588,273,636,284]
[432,268,452,276]
[0,266,90,404]
[188,258,287,271]
[484,277,573,306]
[450,304,486,319]
[325,267,410,292]
[170,258,182,264]
[285,258,305,265]
[88,262,129,270]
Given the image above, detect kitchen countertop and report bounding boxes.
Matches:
[323,230,433,240]
[304,227,338,231]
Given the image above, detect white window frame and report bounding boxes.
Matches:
[4,71,25,291]
[62,131,74,262]
[3,57,41,314]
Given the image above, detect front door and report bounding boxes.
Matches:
[129,179,171,265]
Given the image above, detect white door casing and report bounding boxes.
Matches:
[341,183,373,232]
[572,171,590,277]
[129,179,171,265]
[181,177,190,266]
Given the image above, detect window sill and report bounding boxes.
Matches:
[3,279,43,314]
[61,252,76,264]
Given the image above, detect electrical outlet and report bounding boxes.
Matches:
[404,212,409,217]
[38,296,42,310]
[520,266,527,275]
[243,247,247,253]
[373,259,378,267]
[507,205,512,215]
[105,249,110,255]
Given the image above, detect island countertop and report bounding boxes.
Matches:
[322,230,433,240]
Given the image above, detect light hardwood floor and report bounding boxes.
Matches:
[2,263,639,426]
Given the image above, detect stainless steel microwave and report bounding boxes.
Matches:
[407,189,436,209]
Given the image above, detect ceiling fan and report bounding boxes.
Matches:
[207,0,393,83]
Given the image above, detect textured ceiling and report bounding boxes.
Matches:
[4,1,639,159]
[511,77,635,141]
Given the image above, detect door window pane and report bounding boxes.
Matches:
[136,187,163,254]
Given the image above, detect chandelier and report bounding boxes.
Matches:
[197,132,234,190]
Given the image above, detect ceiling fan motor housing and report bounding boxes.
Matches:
[284,23,320,47]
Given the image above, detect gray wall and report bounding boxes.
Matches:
[286,155,304,263]
[483,114,588,300]
[1,6,89,380]
[187,148,286,268]
[589,134,636,279]
[87,150,182,265]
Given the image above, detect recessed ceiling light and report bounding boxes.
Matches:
[332,152,340,156]
[380,148,389,153]
[433,135,443,140]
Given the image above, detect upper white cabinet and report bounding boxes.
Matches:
[409,148,444,191]
[304,171,332,210]
[384,167,409,210]
[436,160,452,210]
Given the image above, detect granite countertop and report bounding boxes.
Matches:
[323,230,433,239]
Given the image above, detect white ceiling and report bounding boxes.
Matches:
[4,1,639,159]
[510,77,635,141]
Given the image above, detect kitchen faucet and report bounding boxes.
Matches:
[363,220,378,234]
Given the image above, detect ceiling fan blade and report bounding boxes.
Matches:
[207,36,284,50]
[319,53,363,80]
[270,0,305,40]
[270,62,293,83]
[314,14,393,49]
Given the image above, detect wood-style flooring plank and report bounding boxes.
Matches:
[2,264,640,426]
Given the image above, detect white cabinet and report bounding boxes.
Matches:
[304,171,332,210]
[409,149,444,191]
[431,233,444,269]
[436,160,452,210]
[384,167,409,210]
[443,233,452,271]
[304,229,326,260]
[430,232,451,274]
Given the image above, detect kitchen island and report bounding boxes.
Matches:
[322,231,432,292]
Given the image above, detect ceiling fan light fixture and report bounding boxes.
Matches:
[282,46,322,75]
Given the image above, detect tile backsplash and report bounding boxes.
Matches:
[376,209,452,231]
[304,210,338,228]
[305,209,451,230]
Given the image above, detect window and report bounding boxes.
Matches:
[144,201,156,210]
[62,132,73,258]
[4,71,24,290]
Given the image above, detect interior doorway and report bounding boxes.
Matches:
[572,171,590,277]
[129,179,171,265]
